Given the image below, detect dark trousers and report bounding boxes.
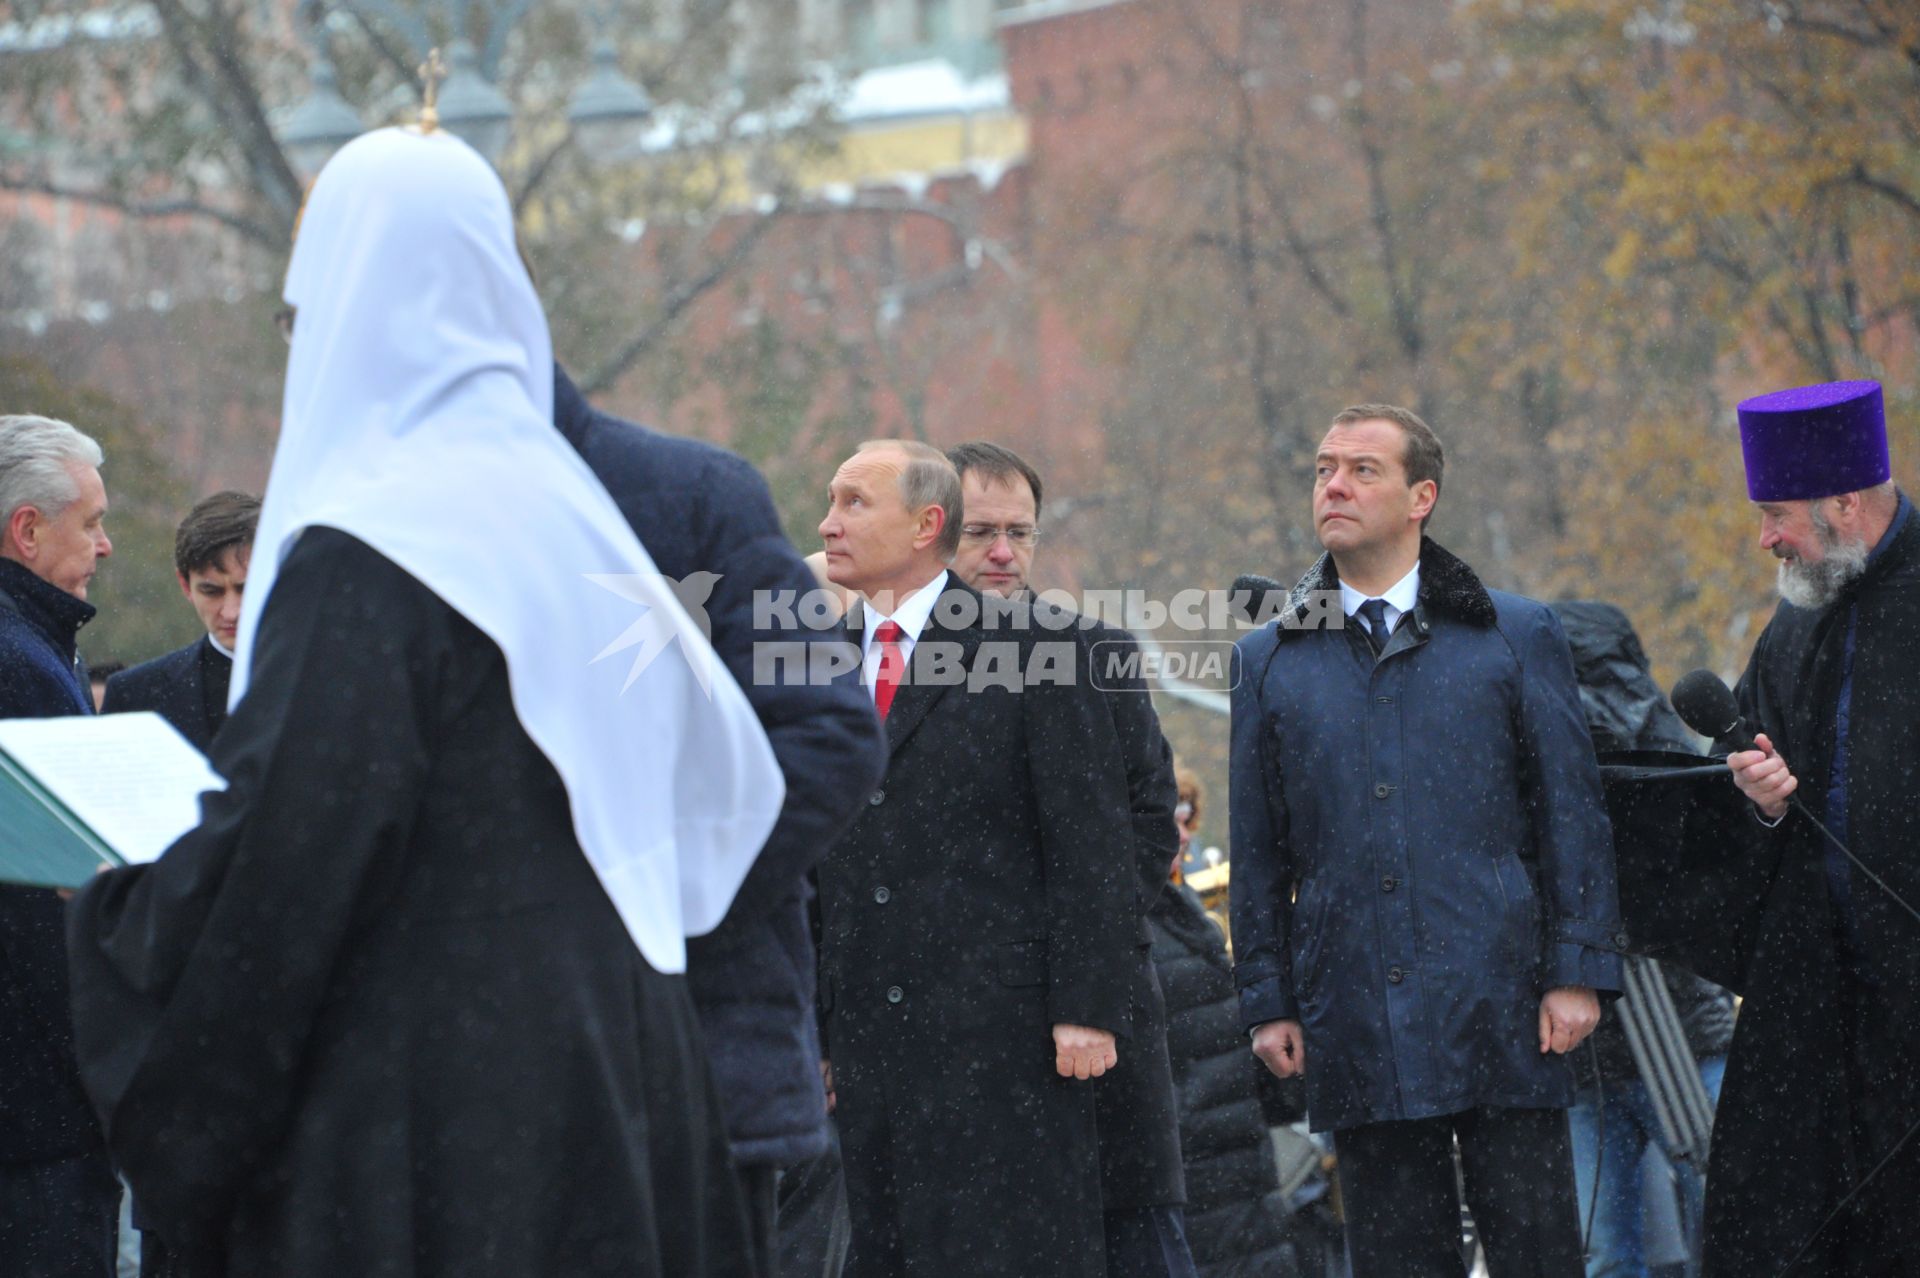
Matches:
[1104,1206,1200,1278]
[1334,1106,1584,1278]
[0,1151,120,1278]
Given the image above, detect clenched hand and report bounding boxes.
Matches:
[1252,1020,1306,1079]
[1052,1024,1118,1080]
[1538,986,1600,1055]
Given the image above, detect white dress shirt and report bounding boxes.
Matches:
[1339,562,1421,639]
[860,570,949,702]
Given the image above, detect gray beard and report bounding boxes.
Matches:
[1776,524,1870,609]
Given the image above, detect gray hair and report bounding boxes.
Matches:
[858,438,963,561]
[0,415,105,526]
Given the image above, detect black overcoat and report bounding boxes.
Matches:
[65,530,750,1276]
[1688,501,1919,1277]
[102,636,229,753]
[1073,614,1186,1212]
[819,582,1137,1277]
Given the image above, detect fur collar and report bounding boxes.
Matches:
[1279,536,1497,634]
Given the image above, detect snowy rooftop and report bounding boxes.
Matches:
[0,5,159,54]
[838,59,1010,126]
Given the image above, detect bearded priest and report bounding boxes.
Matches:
[1705,380,1919,1277]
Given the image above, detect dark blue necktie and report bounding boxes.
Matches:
[1358,598,1391,657]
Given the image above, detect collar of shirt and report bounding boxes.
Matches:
[1339,562,1421,633]
[861,569,950,671]
[206,633,236,661]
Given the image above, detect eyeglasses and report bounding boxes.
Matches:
[273,306,297,345]
[959,524,1040,548]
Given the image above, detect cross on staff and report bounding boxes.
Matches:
[418,47,447,133]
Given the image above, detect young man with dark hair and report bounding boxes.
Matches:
[103,491,259,751]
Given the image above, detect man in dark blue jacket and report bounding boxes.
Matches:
[553,366,886,1276]
[0,412,119,1276]
[103,491,259,752]
[1230,404,1623,1278]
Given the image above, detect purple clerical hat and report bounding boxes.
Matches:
[1737,380,1889,502]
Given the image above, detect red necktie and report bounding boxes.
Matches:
[872,620,906,720]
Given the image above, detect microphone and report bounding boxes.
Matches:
[1669,669,1758,752]
[1670,669,1920,929]
[1230,573,1286,625]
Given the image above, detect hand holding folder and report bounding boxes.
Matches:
[0,712,225,889]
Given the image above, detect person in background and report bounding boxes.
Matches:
[1153,767,1303,1277]
[0,412,118,1278]
[86,661,123,713]
[102,491,259,751]
[944,440,1191,1278]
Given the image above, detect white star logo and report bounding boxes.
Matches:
[584,571,722,696]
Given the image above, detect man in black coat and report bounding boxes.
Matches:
[103,491,259,752]
[1705,381,1920,1276]
[945,441,1193,1277]
[0,413,118,1277]
[816,439,1137,1277]
[553,367,887,1276]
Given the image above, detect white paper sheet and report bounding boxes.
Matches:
[0,712,225,865]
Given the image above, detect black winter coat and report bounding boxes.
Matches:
[1152,883,1296,1278]
[821,583,1137,1277]
[103,636,231,753]
[1073,614,1185,1212]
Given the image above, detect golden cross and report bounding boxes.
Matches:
[418,47,447,132]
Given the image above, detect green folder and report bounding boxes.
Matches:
[0,745,123,889]
[0,712,220,890]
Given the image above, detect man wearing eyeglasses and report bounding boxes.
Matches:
[947,442,1192,1278]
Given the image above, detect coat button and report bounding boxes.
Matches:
[1615,931,1630,949]
[1381,876,1396,892]
[1387,966,1404,984]
[868,789,885,806]
[1373,783,1390,799]
[873,886,891,904]
[886,985,904,1004]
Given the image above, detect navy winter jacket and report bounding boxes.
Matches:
[554,366,886,1168]
[0,556,105,1162]
[1229,539,1623,1132]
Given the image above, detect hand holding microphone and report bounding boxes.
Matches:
[1669,669,1798,819]
[1671,669,1920,928]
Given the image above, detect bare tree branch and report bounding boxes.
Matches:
[0,171,283,249]
[579,211,780,395]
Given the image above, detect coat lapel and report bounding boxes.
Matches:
[884,585,982,757]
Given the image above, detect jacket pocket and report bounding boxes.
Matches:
[1492,854,1542,976]
[996,939,1050,987]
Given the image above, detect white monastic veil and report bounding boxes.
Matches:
[231,127,784,975]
